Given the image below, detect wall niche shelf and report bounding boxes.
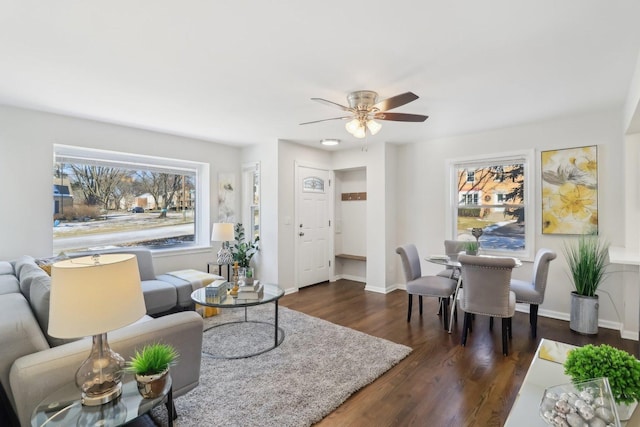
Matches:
[341,192,367,201]
[335,253,367,261]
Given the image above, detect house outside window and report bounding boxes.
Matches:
[447,150,534,259]
[461,192,479,205]
[466,171,475,183]
[53,145,209,255]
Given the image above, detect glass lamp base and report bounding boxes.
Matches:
[81,381,122,406]
[77,333,125,406]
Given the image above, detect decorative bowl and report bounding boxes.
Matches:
[539,377,620,426]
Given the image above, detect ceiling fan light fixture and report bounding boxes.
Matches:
[366,119,381,135]
[345,118,360,134]
[321,138,340,146]
[353,125,366,139]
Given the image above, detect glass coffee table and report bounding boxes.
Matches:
[191,283,285,359]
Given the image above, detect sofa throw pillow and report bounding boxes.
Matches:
[35,253,69,276]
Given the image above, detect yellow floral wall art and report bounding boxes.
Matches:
[541,146,598,235]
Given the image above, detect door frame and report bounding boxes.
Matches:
[294,160,334,290]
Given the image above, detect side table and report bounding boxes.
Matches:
[31,375,175,427]
[207,262,230,281]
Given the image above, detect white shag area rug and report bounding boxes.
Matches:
[152,304,411,427]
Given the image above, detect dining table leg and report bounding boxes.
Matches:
[448,270,463,334]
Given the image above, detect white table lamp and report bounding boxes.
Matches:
[49,253,146,406]
[211,222,235,265]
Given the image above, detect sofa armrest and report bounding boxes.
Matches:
[9,311,203,427]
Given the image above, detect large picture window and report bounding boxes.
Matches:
[53,145,209,254]
[447,150,534,259]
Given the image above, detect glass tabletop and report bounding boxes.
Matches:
[191,283,284,308]
[425,254,522,268]
[31,375,171,427]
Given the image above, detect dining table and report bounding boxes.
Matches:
[425,253,522,333]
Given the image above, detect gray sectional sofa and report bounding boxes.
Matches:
[0,253,204,426]
[69,247,204,315]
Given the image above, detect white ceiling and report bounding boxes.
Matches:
[1,1,639,150]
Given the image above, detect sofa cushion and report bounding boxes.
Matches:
[17,262,48,302]
[0,275,19,295]
[0,261,12,276]
[141,279,178,315]
[12,255,35,279]
[0,293,50,410]
[29,274,76,347]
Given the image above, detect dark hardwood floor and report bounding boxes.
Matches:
[279,280,637,427]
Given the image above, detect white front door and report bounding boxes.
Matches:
[296,166,330,288]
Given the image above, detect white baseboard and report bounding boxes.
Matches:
[333,274,366,283]
[364,284,388,294]
[515,304,635,341]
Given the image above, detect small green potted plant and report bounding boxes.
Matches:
[464,241,479,256]
[126,343,179,399]
[564,344,640,419]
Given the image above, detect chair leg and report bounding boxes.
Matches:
[436,297,442,315]
[407,294,413,322]
[419,295,423,317]
[508,317,513,339]
[502,318,509,356]
[489,317,494,331]
[530,305,539,338]
[461,312,472,346]
[442,297,449,330]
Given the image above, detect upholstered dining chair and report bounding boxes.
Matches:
[436,240,467,280]
[458,254,516,356]
[396,244,457,329]
[509,248,557,338]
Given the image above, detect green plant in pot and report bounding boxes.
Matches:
[563,235,609,335]
[464,241,479,256]
[231,223,259,269]
[564,344,640,419]
[126,343,179,399]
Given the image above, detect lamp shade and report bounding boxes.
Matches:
[211,222,235,242]
[49,254,146,338]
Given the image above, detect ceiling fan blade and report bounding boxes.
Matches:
[300,116,351,125]
[311,98,351,112]
[373,92,419,111]
[373,112,428,122]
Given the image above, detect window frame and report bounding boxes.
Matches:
[242,162,260,241]
[446,149,535,260]
[53,144,210,254]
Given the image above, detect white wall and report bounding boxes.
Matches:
[0,105,241,274]
[396,108,631,332]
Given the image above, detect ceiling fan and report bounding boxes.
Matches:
[300,90,428,138]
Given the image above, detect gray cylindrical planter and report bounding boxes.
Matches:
[570,292,599,335]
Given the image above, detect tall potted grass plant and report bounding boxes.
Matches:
[563,235,609,335]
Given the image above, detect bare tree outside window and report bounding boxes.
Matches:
[53,156,199,254]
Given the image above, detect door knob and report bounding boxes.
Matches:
[299,232,305,236]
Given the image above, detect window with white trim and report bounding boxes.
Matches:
[242,162,260,241]
[448,150,533,259]
[53,145,209,254]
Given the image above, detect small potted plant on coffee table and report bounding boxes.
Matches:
[126,343,179,399]
[564,343,640,420]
